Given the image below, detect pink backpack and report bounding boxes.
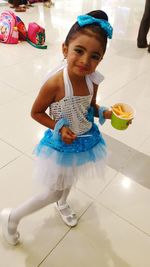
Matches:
[0,10,18,44]
[27,22,47,49]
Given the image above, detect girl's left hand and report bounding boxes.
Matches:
[103,110,112,120]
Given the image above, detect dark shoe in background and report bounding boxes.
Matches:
[137,42,148,48]
[148,44,150,53]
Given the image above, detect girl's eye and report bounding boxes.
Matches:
[74,48,83,54]
[91,54,101,61]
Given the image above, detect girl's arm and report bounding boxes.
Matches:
[91,84,112,120]
[31,76,76,144]
[31,78,58,129]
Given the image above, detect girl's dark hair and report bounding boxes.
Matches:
[64,10,109,53]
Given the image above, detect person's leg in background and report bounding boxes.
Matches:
[13,0,20,6]
[11,0,26,11]
[137,0,150,49]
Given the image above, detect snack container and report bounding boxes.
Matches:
[111,103,135,130]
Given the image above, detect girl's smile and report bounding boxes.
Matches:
[77,65,89,72]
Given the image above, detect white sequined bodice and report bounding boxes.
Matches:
[48,64,104,135]
[49,95,92,135]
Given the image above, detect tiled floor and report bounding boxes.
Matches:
[0,1,150,266]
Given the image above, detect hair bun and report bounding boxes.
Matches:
[87,10,108,21]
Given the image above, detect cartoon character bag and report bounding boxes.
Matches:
[0,10,18,44]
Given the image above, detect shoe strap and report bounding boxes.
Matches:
[57,202,69,210]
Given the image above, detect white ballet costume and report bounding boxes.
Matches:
[34,63,107,191]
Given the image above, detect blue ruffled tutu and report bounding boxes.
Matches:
[33,123,107,191]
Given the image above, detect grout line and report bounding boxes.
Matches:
[0,138,23,154]
[37,228,72,267]
[0,153,34,170]
[0,138,35,160]
[97,173,119,196]
[0,155,22,170]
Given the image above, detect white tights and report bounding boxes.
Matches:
[9,187,71,234]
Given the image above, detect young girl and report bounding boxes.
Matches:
[1,10,113,245]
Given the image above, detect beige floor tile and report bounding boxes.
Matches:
[103,69,150,114]
[0,81,23,107]
[97,173,150,234]
[0,92,44,152]
[39,203,150,267]
[98,51,150,101]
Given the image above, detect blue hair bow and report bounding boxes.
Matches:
[77,15,113,39]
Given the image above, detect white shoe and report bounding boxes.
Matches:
[0,209,20,245]
[56,202,77,227]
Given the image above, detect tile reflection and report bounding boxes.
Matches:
[121,177,132,189]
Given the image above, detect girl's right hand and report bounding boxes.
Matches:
[60,126,77,144]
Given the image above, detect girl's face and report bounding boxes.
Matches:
[62,33,104,77]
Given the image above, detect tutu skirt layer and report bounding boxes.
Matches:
[33,124,107,191]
